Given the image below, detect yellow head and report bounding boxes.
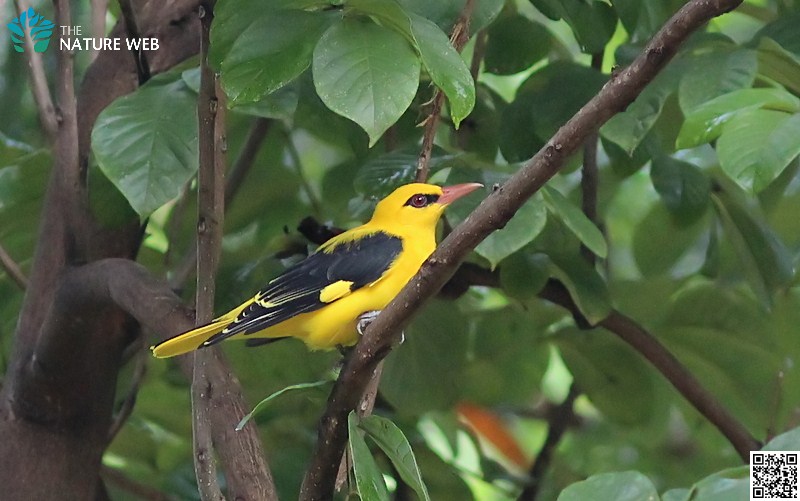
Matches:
[368,182,483,229]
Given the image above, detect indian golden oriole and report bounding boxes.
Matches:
[152,182,482,357]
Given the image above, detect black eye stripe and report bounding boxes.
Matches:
[404,194,440,207]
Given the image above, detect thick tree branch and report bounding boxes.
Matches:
[300,1,746,497]
[14,0,58,141]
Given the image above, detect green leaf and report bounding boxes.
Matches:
[91,74,199,218]
[542,186,608,258]
[681,467,749,501]
[530,0,617,54]
[762,426,800,451]
[499,252,550,301]
[716,109,800,193]
[557,330,655,425]
[485,15,552,75]
[712,192,794,304]
[557,471,659,501]
[650,156,710,220]
[313,18,420,146]
[612,0,686,40]
[678,48,757,113]
[397,0,504,33]
[235,380,330,431]
[408,13,475,127]
[354,148,452,198]
[360,415,431,501]
[548,252,611,324]
[348,412,390,501]
[502,62,606,161]
[382,300,471,412]
[632,202,708,277]
[753,13,800,57]
[658,281,782,431]
[212,6,331,105]
[676,88,800,149]
[755,38,800,96]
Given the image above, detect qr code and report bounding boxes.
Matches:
[751,452,799,500]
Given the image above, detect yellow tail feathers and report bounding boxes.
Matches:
[151,318,230,358]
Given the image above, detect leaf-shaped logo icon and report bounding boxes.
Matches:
[8,7,55,53]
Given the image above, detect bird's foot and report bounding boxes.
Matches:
[356,310,382,336]
[356,310,405,344]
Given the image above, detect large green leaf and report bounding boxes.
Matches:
[611,0,686,41]
[649,156,710,220]
[676,88,800,149]
[753,13,800,56]
[213,7,331,105]
[530,0,617,54]
[667,467,749,501]
[360,415,431,501]
[657,281,782,431]
[678,48,757,113]
[408,13,475,127]
[92,74,199,218]
[381,300,471,413]
[716,109,800,193]
[542,186,608,258]
[712,192,794,304]
[550,253,612,324]
[557,329,655,425]
[313,18,420,146]
[632,202,708,277]
[762,426,800,451]
[485,14,552,75]
[348,412,390,501]
[557,471,659,501]
[755,38,800,96]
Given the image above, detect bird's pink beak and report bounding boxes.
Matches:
[439,183,483,205]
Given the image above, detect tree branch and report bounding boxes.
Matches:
[300,1,746,498]
[90,0,108,61]
[0,243,28,290]
[518,384,580,501]
[14,0,58,141]
[192,3,226,499]
[415,0,475,182]
[118,0,151,84]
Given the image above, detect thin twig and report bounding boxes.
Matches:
[415,0,476,183]
[118,0,151,84]
[299,2,748,498]
[469,29,488,83]
[517,384,580,501]
[107,338,148,441]
[192,2,225,499]
[170,117,272,290]
[580,52,603,262]
[0,243,28,290]
[284,129,323,217]
[14,0,58,141]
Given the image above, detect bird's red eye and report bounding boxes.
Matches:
[409,194,428,208]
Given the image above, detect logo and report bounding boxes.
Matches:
[8,7,55,53]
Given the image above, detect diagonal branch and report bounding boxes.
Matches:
[118,0,151,84]
[415,0,475,182]
[300,1,747,498]
[0,243,28,290]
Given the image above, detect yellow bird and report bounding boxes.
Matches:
[152,182,482,357]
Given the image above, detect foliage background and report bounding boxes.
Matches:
[1,0,799,499]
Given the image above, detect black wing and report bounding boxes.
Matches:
[204,231,402,345]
